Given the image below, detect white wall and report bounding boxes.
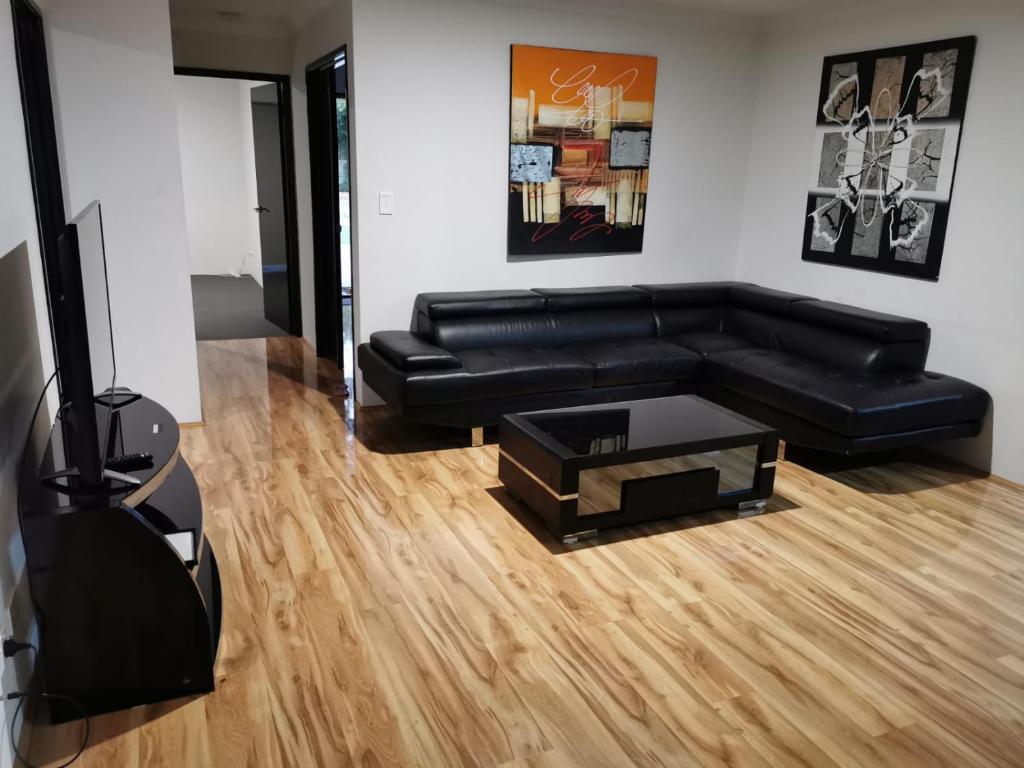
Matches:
[174,75,263,283]
[734,0,1024,482]
[349,0,760,403]
[46,0,202,423]
[0,2,58,760]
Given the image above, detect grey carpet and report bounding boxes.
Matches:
[191,275,289,340]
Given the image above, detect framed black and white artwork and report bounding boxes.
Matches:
[802,36,975,280]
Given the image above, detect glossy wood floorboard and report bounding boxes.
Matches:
[36,338,1024,767]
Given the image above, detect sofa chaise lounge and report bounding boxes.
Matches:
[357,283,990,456]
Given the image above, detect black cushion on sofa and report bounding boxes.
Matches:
[550,309,655,345]
[653,306,724,337]
[533,286,650,311]
[667,332,756,358]
[729,285,814,315]
[414,289,545,320]
[635,282,747,307]
[565,339,702,387]
[413,290,546,336]
[791,300,930,343]
[370,331,461,371]
[724,307,929,374]
[404,347,594,406]
[705,348,990,437]
[433,313,556,351]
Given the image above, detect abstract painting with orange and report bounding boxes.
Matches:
[508,44,657,256]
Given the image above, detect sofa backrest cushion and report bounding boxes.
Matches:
[637,282,753,338]
[635,282,746,307]
[729,285,815,315]
[432,313,555,351]
[431,308,656,350]
[413,289,546,336]
[533,286,650,312]
[550,309,656,345]
[790,300,929,342]
[725,308,929,374]
[654,307,725,337]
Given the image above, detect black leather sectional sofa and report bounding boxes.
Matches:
[357,283,990,455]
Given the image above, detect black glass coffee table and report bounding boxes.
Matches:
[498,395,778,543]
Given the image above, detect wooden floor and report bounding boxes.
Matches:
[37,337,1024,767]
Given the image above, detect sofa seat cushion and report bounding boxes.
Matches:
[564,339,701,387]
[705,348,989,437]
[666,332,757,358]
[404,347,594,406]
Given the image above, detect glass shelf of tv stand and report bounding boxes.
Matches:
[29,395,182,515]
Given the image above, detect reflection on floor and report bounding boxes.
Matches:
[191,274,288,340]
[36,337,1024,768]
[341,299,354,394]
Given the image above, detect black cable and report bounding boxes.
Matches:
[7,690,89,768]
[7,370,91,766]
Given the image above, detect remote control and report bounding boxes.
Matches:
[107,451,154,471]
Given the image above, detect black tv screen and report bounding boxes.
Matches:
[55,200,116,487]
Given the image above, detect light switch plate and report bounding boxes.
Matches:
[378,191,394,215]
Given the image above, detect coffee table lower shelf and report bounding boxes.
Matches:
[499,451,772,543]
[498,397,778,544]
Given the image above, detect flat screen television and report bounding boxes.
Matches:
[53,200,117,488]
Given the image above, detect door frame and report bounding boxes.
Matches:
[305,45,349,371]
[173,66,303,337]
[12,0,68,393]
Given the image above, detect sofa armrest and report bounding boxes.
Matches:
[369,331,461,371]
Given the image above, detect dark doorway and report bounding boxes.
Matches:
[11,0,66,388]
[174,67,302,337]
[306,46,354,394]
[250,83,290,332]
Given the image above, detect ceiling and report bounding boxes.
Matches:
[168,0,905,36]
[168,0,333,34]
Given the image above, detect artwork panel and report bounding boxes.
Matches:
[906,128,945,192]
[817,132,847,188]
[893,201,936,264]
[809,196,845,252]
[850,199,884,258]
[565,185,609,208]
[618,100,653,124]
[508,44,657,256]
[609,128,651,169]
[869,56,906,119]
[510,144,554,183]
[542,179,561,223]
[917,49,958,119]
[859,130,892,194]
[825,61,858,121]
[511,97,529,143]
[803,37,974,280]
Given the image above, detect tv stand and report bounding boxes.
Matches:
[21,396,221,722]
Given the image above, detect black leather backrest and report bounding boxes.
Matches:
[726,308,928,373]
[790,300,929,342]
[729,285,815,315]
[636,282,749,338]
[533,286,650,312]
[635,282,748,307]
[654,307,725,337]
[433,313,555,351]
[550,309,655,345]
[413,289,546,336]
